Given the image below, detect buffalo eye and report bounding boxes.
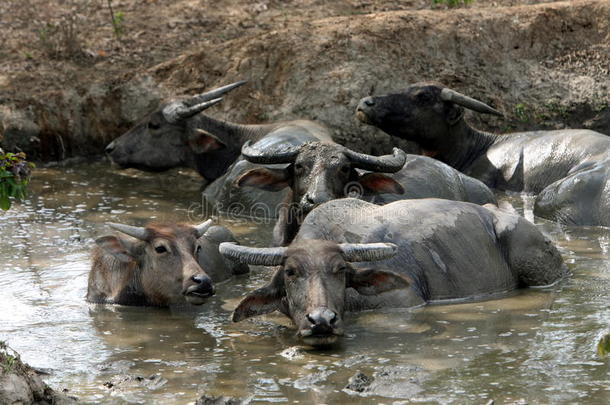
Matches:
[154,245,167,254]
[195,245,202,255]
[340,165,350,175]
[284,267,297,278]
[148,121,161,130]
[294,163,304,175]
[334,264,348,274]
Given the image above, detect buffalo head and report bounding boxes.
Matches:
[236,141,406,215]
[105,81,246,173]
[220,239,409,347]
[356,82,502,154]
[91,220,217,306]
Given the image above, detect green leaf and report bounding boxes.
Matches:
[0,195,11,210]
[598,332,610,358]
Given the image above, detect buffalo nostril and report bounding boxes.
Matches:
[329,312,337,325]
[307,314,316,325]
[305,194,315,204]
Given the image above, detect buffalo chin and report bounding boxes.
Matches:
[184,294,209,305]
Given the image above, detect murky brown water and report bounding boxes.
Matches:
[0,162,608,404]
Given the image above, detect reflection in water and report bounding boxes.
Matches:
[0,163,608,404]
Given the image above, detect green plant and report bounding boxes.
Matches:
[515,103,530,122]
[433,0,474,8]
[106,0,125,39]
[0,341,17,374]
[36,14,82,59]
[598,332,610,358]
[0,150,34,210]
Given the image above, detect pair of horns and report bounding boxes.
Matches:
[240,141,407,173]
[107,219,214,240]
[162,80,247,123]
[219,242,397,266]
[440,88,503,116]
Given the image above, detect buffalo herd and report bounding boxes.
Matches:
[91,80,608,347]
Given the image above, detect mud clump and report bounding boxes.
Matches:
[195,394,249,405]
[344,371,374,392]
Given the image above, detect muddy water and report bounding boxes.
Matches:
[0,163,608,404]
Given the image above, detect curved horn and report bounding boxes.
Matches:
[162,98,223,123]
[189,80,247,104]
[440,88,503,116]
[107,223,148,241]
[241,140,300,164]
[194,219,214,238]
[339,242,397,262]
[343,147,406,173]
[219,242,287,266]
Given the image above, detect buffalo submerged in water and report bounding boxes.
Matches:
[220,198,567,347]
[87,220,248,306]
[356,82,610,226]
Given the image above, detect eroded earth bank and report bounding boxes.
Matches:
[1,0,609,160]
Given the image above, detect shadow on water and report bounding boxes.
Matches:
[0,163,608,404]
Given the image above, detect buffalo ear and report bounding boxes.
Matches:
[95,235,139,264]
[232,269,286,322]
[358,173,405,195]
[445,104,464,126]
[189,129,226,153]
[236,167,291,192]
[347,268,410,296]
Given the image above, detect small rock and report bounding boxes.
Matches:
[195,394,247,405]
[344,371,373,393]
[279,346,305,360]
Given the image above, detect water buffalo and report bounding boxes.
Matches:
[355,82,610,226]
[105,80,331,183]
[87,219,248,306]
[220,198,566,346]
[533,158,610,226]
[236,140,496,246]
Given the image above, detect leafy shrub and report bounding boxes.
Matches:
[0,150,34,210]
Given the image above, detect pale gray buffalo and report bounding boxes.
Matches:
[105,80,331,183]
[219,198,566,346]
[356,82,610,226]
[87,220,248,306]
[235,141,496,246]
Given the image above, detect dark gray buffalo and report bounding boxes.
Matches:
[87,219,248,306]
[219,198,566,346]
[105,80,331,183]
[236,141,496,245]
[356,82,610,226]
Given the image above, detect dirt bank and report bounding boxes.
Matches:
[0,342,77,404]
[1,0,608,161]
